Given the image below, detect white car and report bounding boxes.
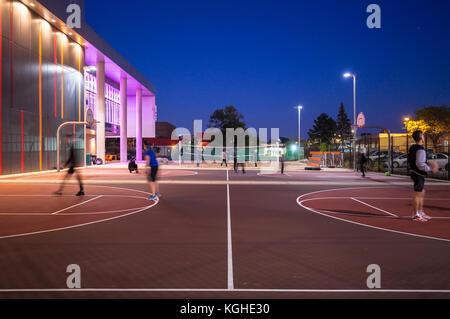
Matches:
[392,153,449,171]
[392,154,408,168]
[428,153,449,171]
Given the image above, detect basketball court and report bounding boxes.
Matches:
[0,166,449,299]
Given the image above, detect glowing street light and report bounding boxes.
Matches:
[403,116,411,174]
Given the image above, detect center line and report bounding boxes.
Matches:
[52,195,103,215]
[226,169,234,290]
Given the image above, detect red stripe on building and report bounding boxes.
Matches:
[54,32,57,118]
[0,6,2,175]
[21,111,24,173]
[47,115,50,170]
[9,2,13,108]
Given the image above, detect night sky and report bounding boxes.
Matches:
[85,0,450,139]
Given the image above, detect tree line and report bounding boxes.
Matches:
[206,104,449,150]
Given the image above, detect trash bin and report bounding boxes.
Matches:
[86,154,92,166]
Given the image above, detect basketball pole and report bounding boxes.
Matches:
[57,120,88,172]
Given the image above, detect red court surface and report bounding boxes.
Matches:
[298,187,450,241]
[0,167,449,299]
[0,184,158,239]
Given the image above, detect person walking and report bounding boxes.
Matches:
[195,148,201,167]
[280,153,286,175]
[221,149,228,167]
[408,131,438,222]
[236,148,246,174]
[253,150,258,167]
[233,148,238,173]
[144,144,161,200]
[359,150,367,177]
[55,136,84,196]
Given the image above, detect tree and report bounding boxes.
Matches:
[208,105,247,146]
[336,103,352,152]
[308,113,337,146]
[405,105,450,149]
[208,105,246,133]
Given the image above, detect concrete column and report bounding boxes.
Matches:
[136,88,143,161]
[120,77,128,162]
[96,61,105,163]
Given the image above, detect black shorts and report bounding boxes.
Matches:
[147,166,158,182]
[411,172,425,192]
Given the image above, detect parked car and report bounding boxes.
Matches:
[392,154,408,168]
[429,153,449,171]
[390,152,449,171]
[368,151,402,166]
[368,151,389,164]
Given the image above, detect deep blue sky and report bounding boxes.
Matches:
[86,0,450,139]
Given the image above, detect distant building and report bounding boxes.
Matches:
[156,122,177,139]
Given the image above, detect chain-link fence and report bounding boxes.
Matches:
[355,132,450,180]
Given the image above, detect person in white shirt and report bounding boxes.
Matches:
[407,131,438,222]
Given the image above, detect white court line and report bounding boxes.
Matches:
[226,169,234,290]
[300,197,450,219]
[0,199,159,240]
[0,288,449,294]
[314,208,397,219]
[51,195,103,215]
[0,206,151,216]
[296,187,450,243]
[0,179,448,186]
[351,197,398,217]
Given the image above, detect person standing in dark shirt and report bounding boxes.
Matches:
[128,157,139,173]
[408,131,438,222]
[359,151,367,177]
[55,137,84,196]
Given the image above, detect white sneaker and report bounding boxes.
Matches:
[418,211,432,220]
[413,214,428,222]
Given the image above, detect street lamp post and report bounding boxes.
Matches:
[404,117,410,174]
[294,105,303,162]
[344,73,357,171]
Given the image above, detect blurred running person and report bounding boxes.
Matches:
[145,144,161,200]
[408,130,438,222]
[55,136,84,196]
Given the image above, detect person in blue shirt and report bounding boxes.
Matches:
[144,143,161,200]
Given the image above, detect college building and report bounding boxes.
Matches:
[0,0,157,175]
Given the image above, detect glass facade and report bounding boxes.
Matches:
[85,72,120,133]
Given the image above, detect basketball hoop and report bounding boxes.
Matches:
[86,108,95,126]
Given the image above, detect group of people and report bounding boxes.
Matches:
[54,136,161,201]
[55,130,437,221]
